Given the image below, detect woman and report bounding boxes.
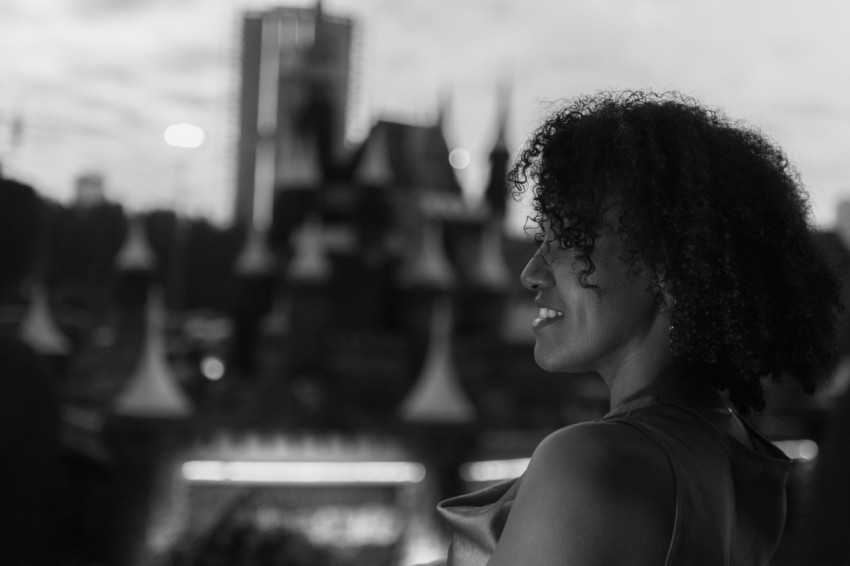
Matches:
[436,91,842,565]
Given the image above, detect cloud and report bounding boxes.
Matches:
[2,0,850,225]
[69,0,199,18]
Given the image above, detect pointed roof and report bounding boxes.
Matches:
[398,298,476,423]
[351,119,462,193]
[287,216,332,282]
[485,82,513,216]
[111,287,193,418]
[491,80,512,154]
[115,217,156,271]
[436,87,453,134]
[466,219,511,290]
[234,225,277,276]
[835,201,850,251]
[19,281,70,355]
[351,121,395,186]
[396,220,455,289]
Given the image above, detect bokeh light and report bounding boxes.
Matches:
[200,356,225,380]
[448,148,471,170]
[164,123,205,149]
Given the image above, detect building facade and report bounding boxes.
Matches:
[234,4,354,227]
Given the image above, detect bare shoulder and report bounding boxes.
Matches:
[531,420,669,477]
[488,421,675,566]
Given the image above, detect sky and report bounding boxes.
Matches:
[1,0,850,227]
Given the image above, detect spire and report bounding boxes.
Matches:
[436,87,452,132]
[353,122,394,186]
[234,225,277,276]
[836,201,850,251]
[466,219,510,290]
[398,297,476,423]
[288,216,332,282]
[493,79,511,151]
[19,281,70,355]
[396,220,455,289]
[485,81,512,216]
[115,216,156,272]
[435,86,458,155]
[111,287,193,419]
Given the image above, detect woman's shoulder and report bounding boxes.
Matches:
[532,419,668,474]
[530,421,675,511]
[486,421,675,566]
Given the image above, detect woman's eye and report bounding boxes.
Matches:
[559,236,578,249]
[557,228,586,249]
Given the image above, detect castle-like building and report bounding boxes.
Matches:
[4,4,841,565]
[216,2,588,430]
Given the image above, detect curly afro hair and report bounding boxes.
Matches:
[509,90,842,414]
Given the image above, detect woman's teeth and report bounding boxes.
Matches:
[538,307,563,319]
[533,307,564,328]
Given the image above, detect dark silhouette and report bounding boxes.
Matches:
[0,177,64,566]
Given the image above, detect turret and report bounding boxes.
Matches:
[484,82,512,217]
[395,217,456,337]
[461,218,511,336]
[19,280,70,357]
[229,224,278,376]
[398,297,475,424]
[14,189,70,367]
[352,122,395,187]
[396,218,455,290]
[286,216,333,378]
[114,216,156,309]
[111,287,193,419]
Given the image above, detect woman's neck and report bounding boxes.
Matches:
[609,366,725,412]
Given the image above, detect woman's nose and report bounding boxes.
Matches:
[520,251,553,291]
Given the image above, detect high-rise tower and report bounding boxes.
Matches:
[234,3,354,226]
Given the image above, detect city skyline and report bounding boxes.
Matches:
[2,0,850,228]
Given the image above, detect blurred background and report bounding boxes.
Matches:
[1,1,850,565]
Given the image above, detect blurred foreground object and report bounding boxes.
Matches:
[0,176,64,565]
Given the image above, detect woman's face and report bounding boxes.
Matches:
[520,223,665,380]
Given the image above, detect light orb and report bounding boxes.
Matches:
[200,356,225,380]
[448,148,471,170]
[164,123,205,148]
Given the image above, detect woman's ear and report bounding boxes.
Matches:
[662,287,674,310]
[655,271,674,312]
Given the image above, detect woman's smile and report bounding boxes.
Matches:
[533,305,565,330]
[520,225,669,380]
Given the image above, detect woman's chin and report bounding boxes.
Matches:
[533,347,566,373]
[533,346,594,375]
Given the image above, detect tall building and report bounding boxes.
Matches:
[234,3,354,227]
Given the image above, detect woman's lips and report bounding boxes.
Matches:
[533,306,564,330]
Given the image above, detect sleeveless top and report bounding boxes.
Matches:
[436,396,792,566]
